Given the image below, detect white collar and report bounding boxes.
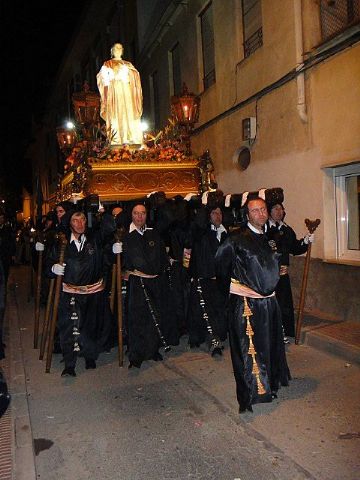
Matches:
[269,219,284,228]
[70,233,86,251]
[247,222,267,235]
[70,233,86,242]
[129,222,152,235]
[211,223,227,241]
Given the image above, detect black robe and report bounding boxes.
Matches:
[187,225,228,348]
[46,232,113,368]
[123,228,179,367]
[215,227,290,412]
[0,259,5,359]
[267,222,308,337]
[0,223,15,284]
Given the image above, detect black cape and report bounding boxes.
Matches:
[123,228,179,367]
[187,225,228,347]
[267,222,308,336]
[215,226,291,411]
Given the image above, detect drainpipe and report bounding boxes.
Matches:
[294,0,308,123]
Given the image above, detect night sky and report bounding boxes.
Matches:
[1,0,88,212]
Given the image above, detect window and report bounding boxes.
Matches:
[241,0,263,58]
[199,3,215,90]
[320,0,360,42]
[169,43,182,96]
[334,163,360,261]
[149,71,160,130]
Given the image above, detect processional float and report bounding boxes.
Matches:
[34,82,317,372]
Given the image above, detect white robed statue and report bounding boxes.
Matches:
[97,43,143,146]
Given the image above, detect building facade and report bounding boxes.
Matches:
[137,0,360,322]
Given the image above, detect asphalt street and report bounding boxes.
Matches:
[6,266,360,480]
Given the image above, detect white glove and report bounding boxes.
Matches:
[52,263,66,276]
[112,242,123,254]
[184,192,197,201]
[35,242,45,251]
[303,233,315,244]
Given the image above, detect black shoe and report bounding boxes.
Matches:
[128,361,141,369]
[152,351,163,362]
[239,404,253,414]
[271,392,278,399]
[61,367,76,377]
[211,347,223,357]
[85,359,96,370]
[53,344,62,354]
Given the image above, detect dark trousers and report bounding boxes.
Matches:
[58,290,113,368]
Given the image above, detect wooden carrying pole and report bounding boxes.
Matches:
[295,218,320,345]
[115,228,125,367]
[109,264,116,314]
[39,278,55,360]
[116,252,123,367]
[33,248,43,349]
[45,234,67,373]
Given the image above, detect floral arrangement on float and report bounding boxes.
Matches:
[63,118,191,172]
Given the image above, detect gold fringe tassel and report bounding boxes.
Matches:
[243,297,266,395]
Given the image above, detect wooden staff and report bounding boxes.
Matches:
[33,234,44,349]
[109,264,116,314]
[45,234,67,373]
[27,245,34,303]
[295,218,321,345]
[115,228,125,367]
[39,278,55,360]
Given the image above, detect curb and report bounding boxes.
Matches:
[301,327,360,366]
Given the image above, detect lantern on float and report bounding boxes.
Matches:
[171,83,200,129]
[72,81,100,132]
[56,124,76,152]
[171,83,200,154]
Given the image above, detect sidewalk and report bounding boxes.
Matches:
[300,311,360,366]
[2,265,360,480]
[0,278,37,480]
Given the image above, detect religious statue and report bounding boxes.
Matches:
[97,43,143,146]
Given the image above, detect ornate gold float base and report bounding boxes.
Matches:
[60,159,201,202]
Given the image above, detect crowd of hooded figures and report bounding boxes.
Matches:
[24,189,314,414]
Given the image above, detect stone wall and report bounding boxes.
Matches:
[289,257,360,323]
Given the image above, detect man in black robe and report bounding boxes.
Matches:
[187,205,228,355]
[215,197,290,413]
[122,203,179,368]
[46,211,113,377]
[0,259,6,360]
[0,212,15,360]
[267,202,313,339]
[0,212,15,285]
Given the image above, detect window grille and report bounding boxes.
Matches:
[200,3,216,90]
[320,0,360,42]
[242,0,263,58]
